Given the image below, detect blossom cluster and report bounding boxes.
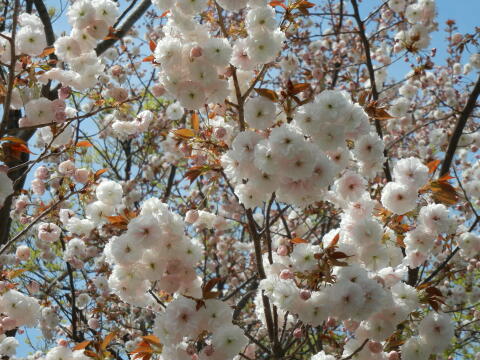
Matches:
[153,296,248,360]
[152,0,284,110]
[222,90,383,208]
[103,194,203,306]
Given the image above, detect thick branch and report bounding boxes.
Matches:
[95,0,152,56]
[439,74,480,177]
[351,0,392,182]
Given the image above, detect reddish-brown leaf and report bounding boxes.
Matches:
[94,168,108,179]
[10,143,35,154]
[184,167,203,184]
[269,0,287,9]
[374,107,395,120]
[0,136,26,144]
[429,180,459,205]
[73,341,91,350]
[191,112,200,132]
[289,83,310,95]
[327,232,340,248]
[329,251,350,260]
[291,237,308,244]
[426,159,441,174]
[255,88,278,102]
[143,55,155,62]
[131,346,153,355]
[396,235,406,248]
[173,128,195,138]
[203,277,222,294]
[142,335,162,347]
[76,140,93,147]
[149,40,156,52]
[438,173,455,182]
[101,332,115,350]
[84,350,98,358]
[425,286,443,298]
[106,216,128,225]
[6,268,27,279]
[39,46,55,57]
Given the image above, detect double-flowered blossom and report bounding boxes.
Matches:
[104,196,202,306]
[154,296,248,360]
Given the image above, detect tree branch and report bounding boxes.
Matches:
[95,0,152,56]
[351,0,392,182]
[439,74,480,177]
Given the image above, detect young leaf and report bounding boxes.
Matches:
[76,140,93,147]
[142,335,162,347]
[149,40,156,52]
[255,88,278,102]
[291,237,308,244]
[426,159,441,174]
[101,332,115,350]
[0,136,26,144]
[173,128,195,138]
[73,341,91,350]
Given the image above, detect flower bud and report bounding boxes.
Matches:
[190,46,203,58]
[16,245,30,261]
[185,210,199,224]
[277,245,288,256]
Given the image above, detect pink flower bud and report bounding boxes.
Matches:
[277,245,288,256]
[185,210,199,224]
[31,178,46,195]
[343,319,359,332]
[88,318,100,329]
[293,328,303,338]
[27,281,40,293]
[15,199,27,211]
[326,317,336,327]
[74,168,89,184]
[16,245,30,261]
[151,84,166,97]
[58,86,71,100]
[2,317,17,331]
[18,117,31,128]
[244,344,256,358]
[223,66,233,77]
[214,127,227,139]
[368,341,383,353]
[451,33,463,44]
[204,345,214,356]
[57,339,68,347]
[300,289,311,300]
[106,87,129,102]
[190,46,203,58]
[59,160,75,176]
[52,99,66,112]
[35,166,49,180]
[186,344,196,355]
[55,111,67,123]
[280,269,293,280]
[110,65,124,77]
[387,351,399,360]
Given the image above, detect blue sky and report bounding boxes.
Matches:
[13,0,480,357]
